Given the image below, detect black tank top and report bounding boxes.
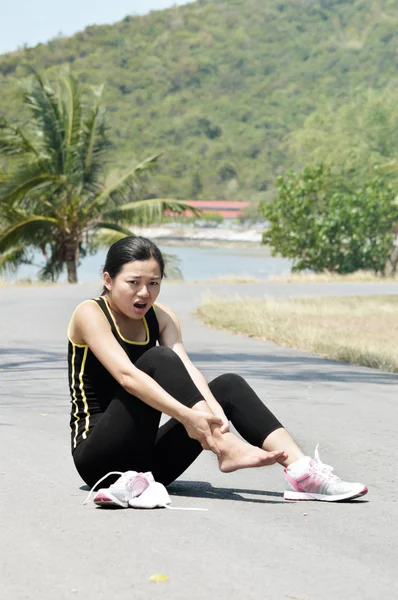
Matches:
[68,296,159,450]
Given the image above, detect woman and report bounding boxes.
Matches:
[68,236,367,506]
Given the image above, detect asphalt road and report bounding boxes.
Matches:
[1,281,398,600]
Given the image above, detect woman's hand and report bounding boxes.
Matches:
[213,408,230,434]
[181,410,223,455]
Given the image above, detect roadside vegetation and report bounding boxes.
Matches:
[0,72,190,282]
[198,295,398,373]
[261,87,398,278]
[1,1,398,284]
[262,165,398,277]
[0,0,397,201]
[271,271,398,283]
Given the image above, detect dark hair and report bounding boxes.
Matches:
[102,236,165,293]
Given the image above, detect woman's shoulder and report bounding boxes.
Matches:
[154,302,177,320]
[71,298,102,320]
[68,299,108,344]
[153,302,180,333]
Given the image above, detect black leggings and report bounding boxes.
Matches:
[73,347,283,488]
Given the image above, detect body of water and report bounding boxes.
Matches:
[4,245,292,283]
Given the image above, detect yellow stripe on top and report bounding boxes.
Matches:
[79,346,91,440]
[102,296,150,345]
[71,344,81,449]
[67,299,99,347]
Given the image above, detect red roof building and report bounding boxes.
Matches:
[174,200,250,219]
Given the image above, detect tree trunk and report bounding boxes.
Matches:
[65,241,78,283]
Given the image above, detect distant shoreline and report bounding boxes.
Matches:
[132,225,265,249]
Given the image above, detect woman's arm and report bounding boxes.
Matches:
[69,301,222,452]
[156,303,230,432]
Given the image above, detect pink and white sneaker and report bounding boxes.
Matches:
[84,471,154,508]
[284,446,368,502]
[83,472,207,511]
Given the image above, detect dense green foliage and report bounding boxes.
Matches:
[288,88,398,183]
[0,72,189,282]
[0,0,397,200]
[263,165,398,274]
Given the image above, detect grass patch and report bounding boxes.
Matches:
[271,270,398,283]
[197,295,398,373]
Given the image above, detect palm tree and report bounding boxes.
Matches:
[0,72,192,283]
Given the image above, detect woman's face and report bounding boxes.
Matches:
[104,258,162,319]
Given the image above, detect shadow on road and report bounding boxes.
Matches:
[0,346,65,371]
[2,347,397,386]
[189,351,398,384]
[169,481,369,505]
[168,480,286,504]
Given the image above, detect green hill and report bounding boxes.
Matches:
[1,0,397,201]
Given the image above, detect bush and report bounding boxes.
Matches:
[262,165,398,274]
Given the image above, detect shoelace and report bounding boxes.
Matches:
[162,505,208,512]
[312,445,340,483]
[83,471,132,505]
[83,471,207,511]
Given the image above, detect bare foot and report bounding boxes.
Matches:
[217,433,287,473]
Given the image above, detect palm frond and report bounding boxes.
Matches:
[82,85,110,191]
[23,73,66,173]
[83,154,162,215]
[37,252,65,282]
[93,222,133,235]
[0,199,27,223]
[0,118,40,157]
[0,246,32,275]
[103,198,198,226]
[90,226,133,250]
[0,166,64,207]
[63,74,82,149]
[61,73,83,177]
[0,216,58,252]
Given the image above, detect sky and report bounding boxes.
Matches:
[0,0,194,54]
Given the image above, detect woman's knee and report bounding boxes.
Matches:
[135,346,182,373]
[209,373,247,400]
